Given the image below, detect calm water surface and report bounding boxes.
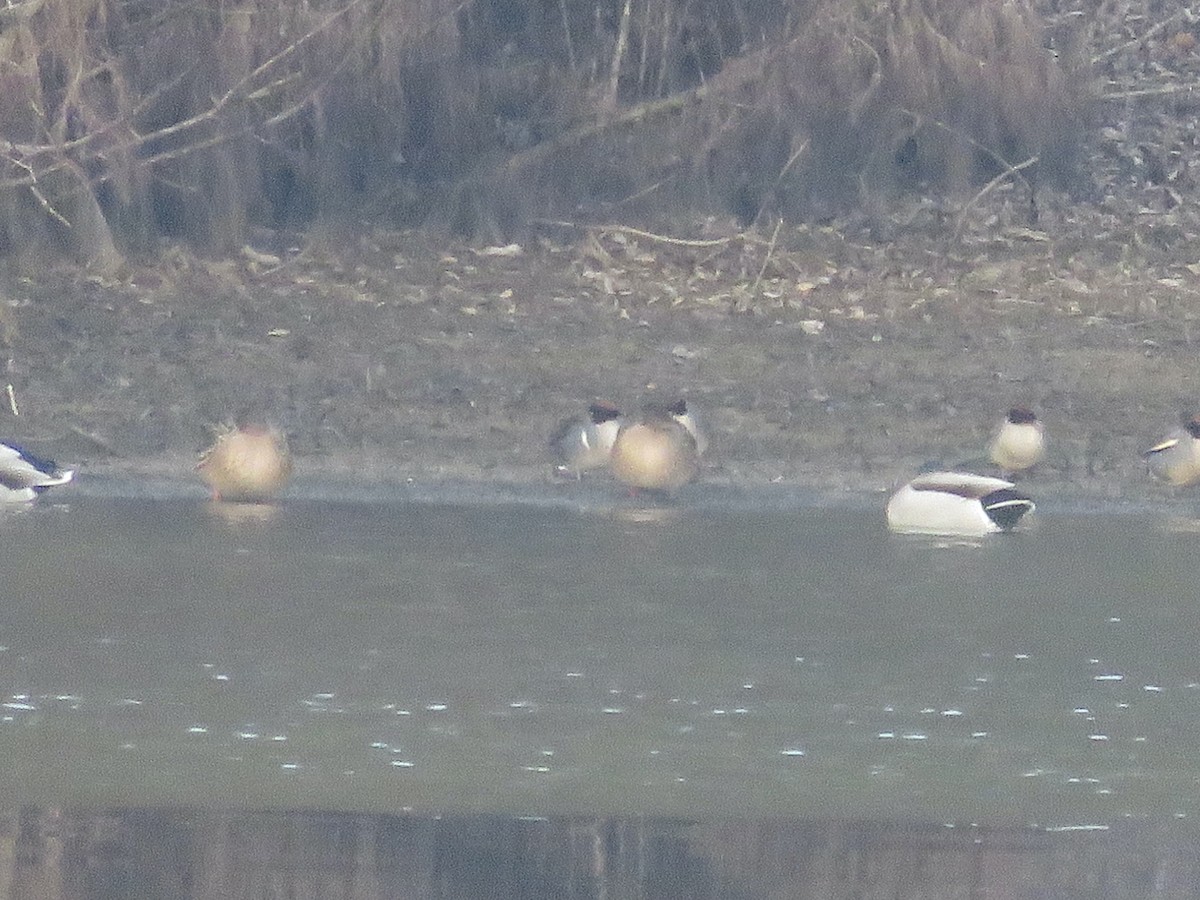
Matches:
[1,491,1198,827]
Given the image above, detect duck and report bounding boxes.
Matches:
[666,398,708,457]
[886,471,1035,536]
[988,407,1045,474]
[0,443,73,502]
[550,401,623,477]
[1144,416,1200,486]
[609,405,700,493]
[197,424,291,503]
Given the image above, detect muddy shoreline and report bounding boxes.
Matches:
[4,217,1200,510]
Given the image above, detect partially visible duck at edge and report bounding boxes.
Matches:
[197,424,291,503]
[610,404,700,494]
[886,471,1035,536]
[989,407,1045,475]
[666,398,708,457]
[1144,415,1200,487]
[550,401,623,478]
[0,443,73,502]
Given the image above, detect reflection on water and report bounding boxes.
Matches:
[203,498,283,526]
[1,494,1200,831]
[3,807,1197,900]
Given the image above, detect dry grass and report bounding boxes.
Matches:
[0,0,457,270]
[0,0,1114,269]
[687,0,1087,224]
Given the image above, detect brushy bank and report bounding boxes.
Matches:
[0,0,1098,269]
[1,0,1199,504]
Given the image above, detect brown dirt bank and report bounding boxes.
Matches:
[3,213,1200,507]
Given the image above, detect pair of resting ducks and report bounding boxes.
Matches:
[551,399,707,492]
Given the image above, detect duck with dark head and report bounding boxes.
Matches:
[1144,415,1200,487]
[550,401,624,478]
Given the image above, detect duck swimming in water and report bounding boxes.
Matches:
[886,471,1034,536]
[0,443,73,502]
[197,424,291,503]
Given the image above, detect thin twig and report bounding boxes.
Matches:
[607,0,633,109]
[750,218,783,294]
[1,152,72,227]
[751,139,809,228]
[595,224,733,247]
[902,110,1035,196]
[531,220,735,248]
[953,156,1040,242]
[558,0,576,71]
[1099,84,1200,101]
[608,177,674,208]
[1093,8,1188,65]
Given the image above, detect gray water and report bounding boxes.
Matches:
[1,489,1198,829]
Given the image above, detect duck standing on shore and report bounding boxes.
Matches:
[0,443,73,502]
[610,403,700,494]
[197,424,291,503]
[550,401,623,478]
[988,407,1045,475]
[1144,416,1200,486]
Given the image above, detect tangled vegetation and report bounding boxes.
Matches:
[0,0,1181,272]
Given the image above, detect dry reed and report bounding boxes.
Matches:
[0,0,1092,268]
